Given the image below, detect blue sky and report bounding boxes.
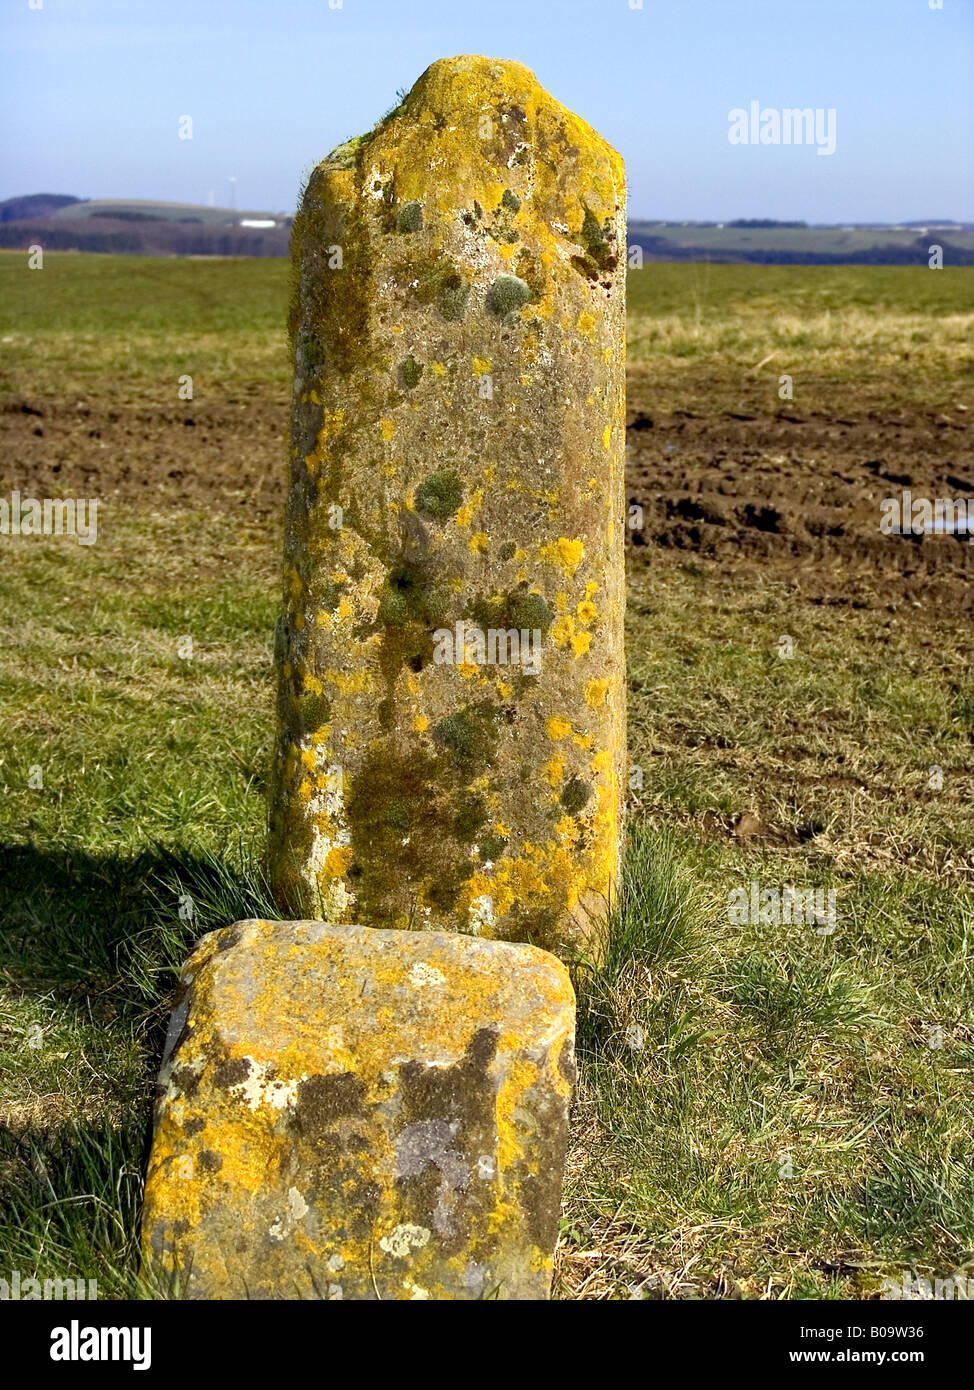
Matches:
[2,0,972,221]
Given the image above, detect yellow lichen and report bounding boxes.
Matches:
[585,678,610,707]
[540,537,584,577]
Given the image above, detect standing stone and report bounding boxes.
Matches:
[141,918,576,1300]
[268,54,627,957]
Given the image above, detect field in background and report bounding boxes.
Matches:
[628,221,974,265]
[0,253,972,1299]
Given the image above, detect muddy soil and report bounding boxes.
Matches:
[624,396,973,611]
[2,384,971,608]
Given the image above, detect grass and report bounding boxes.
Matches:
[560,825,973,1300]
[3,251,972,411]
[0,518,277,854]
[626,564,974,879]
[0,251,291,398]
[0,841,283,1297]
[626,261,974,414]
[1,254,972,1298]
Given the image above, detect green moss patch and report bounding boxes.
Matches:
[399,356,424,390]
[415,470,464,521]
[486,275,532,318]
[397,202,424,234]
[432,705,498,768]
[560,777,592,815]
[470,587,554,639]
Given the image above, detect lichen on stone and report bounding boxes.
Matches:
[397,201,424,233]
[268,54,627,958]
[399,355,424,389]
[141,920,577,1300]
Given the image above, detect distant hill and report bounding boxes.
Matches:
[50,197,291,228]
[0,193,83,222]
[0,196,291,257]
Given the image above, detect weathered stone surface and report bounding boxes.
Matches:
[141,918,576,1300]
[268,55,627,957]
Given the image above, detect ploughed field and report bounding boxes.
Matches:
[1,253,972,1299]
[4,259,971,605]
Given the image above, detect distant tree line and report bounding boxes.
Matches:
[628,232,974,267]
[90,210,166,222]
[0,221,143,253]
[726,219,809,228]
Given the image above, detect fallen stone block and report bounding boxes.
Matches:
[141,918,576,1300]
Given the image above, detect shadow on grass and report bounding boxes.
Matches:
[0,839,284,1003]
[0,838,285,1293]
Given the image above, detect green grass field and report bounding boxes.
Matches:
[1,252,972,1299]
[3,252,970,411]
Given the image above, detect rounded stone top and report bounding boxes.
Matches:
[409,54,550,110]
[315,53,624,234]
[403,53,621,173]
